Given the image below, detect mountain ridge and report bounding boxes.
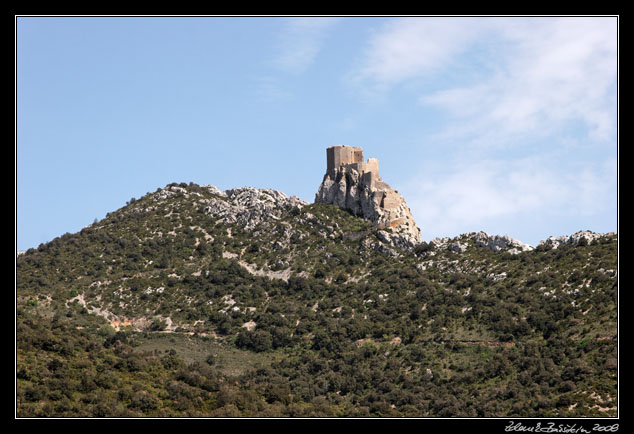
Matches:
[16,180,618,417]
[17,182,614,256]
[90,182,614,253]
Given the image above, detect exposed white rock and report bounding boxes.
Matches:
[598,268,617,277]
[538,230,616,249]
[202,185,227,197]
[428,230,616,255]
[202,186,307,231]
[488,272,508,282]
[430,232,533,255]
[429,237,452,249]
[448,242,469,253]
[242,321,257,331]
[376,229,417,251]
[153,185,189,201]
[469,231,534,254]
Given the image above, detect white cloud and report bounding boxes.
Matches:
[273,17,341,74]
[252,18,340,103]
[353,17,617,242]
[352,17,617,148]
[351,17,488,88]
[401,156,616,243]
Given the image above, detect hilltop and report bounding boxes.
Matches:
[16,180,617,417]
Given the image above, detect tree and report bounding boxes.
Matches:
[235,330,273,352]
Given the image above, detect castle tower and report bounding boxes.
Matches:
[326,145,380,183]
[316,145,421,248]
[326,145,364,174]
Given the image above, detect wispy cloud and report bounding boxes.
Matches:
[352,17,617,242]
[351,17,617,148]
[252,17,340,104]
[351,17,488,88]
[420,18,617,147]
[401,156,616,243]
[273,17,341,74]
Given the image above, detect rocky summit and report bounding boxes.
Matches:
[315,145,421,249]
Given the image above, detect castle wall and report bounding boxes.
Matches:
[327,146,380,186]
[327,148,336,173]
[382,190,402,210]
[353,149,363,164]
[366,158,379,175]
[327,145,364,173]
[361,171,376,189]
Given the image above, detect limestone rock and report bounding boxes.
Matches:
[538,230,616,249]
[469,231,534,254]
[428,230,616,255]
[430,232,533,255]
[201,185,307,230]
[315,145,421,249]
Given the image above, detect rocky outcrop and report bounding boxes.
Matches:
[538,230,616,249]
[470,231,534,254]
[426,230,617,255]
[429,237,470,254]
[200,185,307,230]
[429,231,534,255]
[315,146,421,249]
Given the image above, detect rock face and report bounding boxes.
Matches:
[315,145,421,248]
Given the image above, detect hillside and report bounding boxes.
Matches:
[16,182,618,417]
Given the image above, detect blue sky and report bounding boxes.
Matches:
[16,16,618,251]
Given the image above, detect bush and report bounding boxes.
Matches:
[150,318,167,331]
[414,242,433,255]
[235,330,273,352]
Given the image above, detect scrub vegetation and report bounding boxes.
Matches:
[16,182,618,417]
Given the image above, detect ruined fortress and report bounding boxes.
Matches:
[325,146,403,211]
[316,145,421,248]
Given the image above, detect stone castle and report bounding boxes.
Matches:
[316,145,421,248]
